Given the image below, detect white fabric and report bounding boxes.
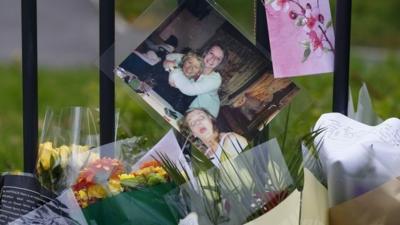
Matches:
[314,113,400,206]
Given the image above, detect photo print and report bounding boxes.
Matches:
[116,0,299,157]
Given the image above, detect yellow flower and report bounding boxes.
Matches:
[58,145,71,168]
[38,142,59,170]
[87,185,107,199]
[108,179,123,194]
[119,173,135,181]
[39,142,53,154]
[154,167,168,177]
[71,144,90,153]
[136,167,152,176]
[75,190,89,208]
[78,190,88,201]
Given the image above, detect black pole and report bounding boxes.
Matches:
[333,0,351,115]
[255,0,270,142]
[99,0,115,145]
[256,0,270,56]
[21,0,38,173]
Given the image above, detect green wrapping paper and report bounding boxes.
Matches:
[82,182,179,225]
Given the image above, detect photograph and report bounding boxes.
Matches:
[116,1,299,151]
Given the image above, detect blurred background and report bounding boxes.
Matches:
[0,0,399,171]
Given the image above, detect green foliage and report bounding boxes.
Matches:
[115,0,154,22]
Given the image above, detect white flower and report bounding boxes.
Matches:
[270,0,290,12]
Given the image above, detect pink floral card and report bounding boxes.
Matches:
[264,0,335,78]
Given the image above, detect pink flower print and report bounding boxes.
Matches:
[304,7,320,32]
[271,0,290,12]
[307,30,323,51]
[306,15,317,30]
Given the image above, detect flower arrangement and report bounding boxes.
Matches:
[73,159,169,208]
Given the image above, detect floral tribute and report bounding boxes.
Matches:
[73,159,169,208]
[36,142,92,193]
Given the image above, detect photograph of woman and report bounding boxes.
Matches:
[180,108,248,167]
[116,3,298,156]
[164,44,225,117]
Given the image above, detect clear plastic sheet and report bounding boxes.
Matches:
[167,138,294,225]
[36,107,119,194]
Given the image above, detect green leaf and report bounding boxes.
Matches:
[326,20,332,29]
[296,17,306,27]
[301,41,311,48]
[153,152,188,186]
[121,176,146,188]
[323,47,331,52]
[191,147,214,173]
[302,47,311,63]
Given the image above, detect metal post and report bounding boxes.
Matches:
[256,0,270,55]
[333,0,351,115]
[21,0,38,173]
[256,0,270,142]
[99,0,115,145]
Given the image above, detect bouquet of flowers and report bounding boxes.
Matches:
[9,86,399,225]
[36,107,104,193]
[72,156,179,225]
[36,142,93,193]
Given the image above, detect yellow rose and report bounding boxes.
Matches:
[87,185,107,199]
[38,142,59,170]
[38,151,52,171]
[58,145,71,168]
[39,142,53,154]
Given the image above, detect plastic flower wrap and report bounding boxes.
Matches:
[166,138,294,225]
[69,131,186,225]
[36,141,95,193]
[36,107,106,193]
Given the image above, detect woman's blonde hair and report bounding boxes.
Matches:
[180,52,205,74]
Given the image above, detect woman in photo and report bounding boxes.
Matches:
[164,44,226,118]
[180,108,248,167]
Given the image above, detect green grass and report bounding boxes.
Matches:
[0,64,167,172]
[116,0,154,22]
